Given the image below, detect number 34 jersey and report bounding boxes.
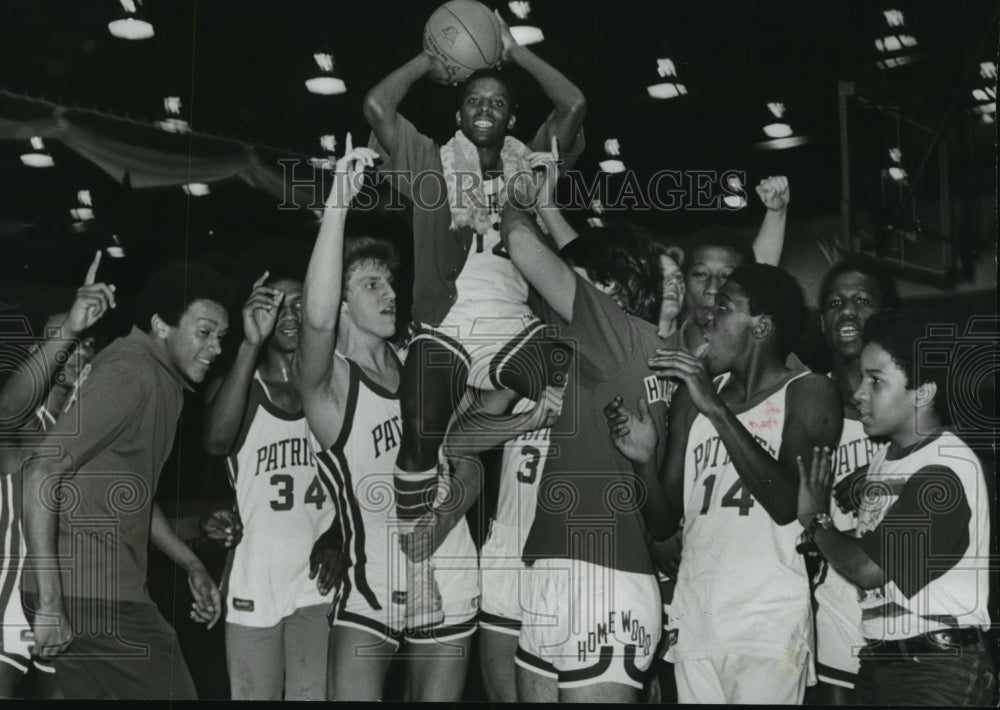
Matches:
[224,373,334,627]
[667,370,813,665]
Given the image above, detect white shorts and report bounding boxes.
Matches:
[480,520,531,634]
[675,653,810,704]
[515,558,661,691]
[416,316,544,391]
[0,514,54,676]
[814,565,864,688]
[332,515,479,647]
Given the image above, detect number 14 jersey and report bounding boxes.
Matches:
[224,372,334,627]
[667,370,814,667]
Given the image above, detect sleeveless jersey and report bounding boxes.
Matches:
[667,371,813,663]
[313,353,406,616]
[856,432,990,640]
[444,176,534,330]
[493,397,551,549]
[224,373,333,627]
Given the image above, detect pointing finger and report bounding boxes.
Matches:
[345,132,353,154]
[84,250,101,285]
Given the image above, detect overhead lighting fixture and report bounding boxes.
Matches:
[182,183,211,196]
[20,136,54,168]
[507,1,544,46]
[599,138,626,173]
[886,166,908,182]
[874,9,919,69]
[70,208,94,221]
[756,135,811,150]
[156,96,190,133]
[722,175,746,209]
[647,57,688,100]
[108,0,155,40]
[106,235,125,258]
[763,102,793,138]
[319,135,338,153]
[306,53,347,95]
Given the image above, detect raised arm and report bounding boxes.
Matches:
[0,251,114,430]
[203,273,284,455]
[293,142,377,392]
[496,12,586,151]
[363,53,449,153]
[751,176,790,266]
[501,201,578,321]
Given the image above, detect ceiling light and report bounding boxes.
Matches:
[70,208,94,221]
[20,136,54,168]
[108,0,154,40]
[106,235,125,258]
[763,122,793,138]
[599,138,626,173]
[874,9,919,69]
[306,53,347,95]
[647,57,688,100]
[887,166,908,181]
[508,1,544,45]
[182,183,211,196]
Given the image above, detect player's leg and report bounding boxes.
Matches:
[404,632,474,701]
[281,603,329,701]
[326,624,397,701]
[396,333,469,629]
[817,681,854,705]
[479,627,519,702]
[0,662,23,698]
[561,680,640,702]
[516,661,559,701]
[492,326,571,402]
[225,620,284,700]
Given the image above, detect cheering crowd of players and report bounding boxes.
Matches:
[1,14,994,705]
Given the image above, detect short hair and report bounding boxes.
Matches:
[461,68,517,108]
[726,264,806,356]
[818,254,900,310]
[342,237,399,298]
[862,308,951,424]
[134,261,234,331]
[684,226,755,274]
[566,220,662,324]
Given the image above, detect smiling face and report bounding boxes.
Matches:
[267,278,303,354]
[820,270,883,360]
[342,260,396,339]
[853,341,914,440]
[685,244,745,329]
[456,77,515,149]
[701,279,755,375]
[159,299,228,384]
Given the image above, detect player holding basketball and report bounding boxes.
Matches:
[810,255,898,703]
[294,142,478,701]
[202,268,334,700]
[364,12,585,629]
[606,264,842,704]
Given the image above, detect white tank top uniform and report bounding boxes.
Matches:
[667,371,814,671]
[224,372,334,627]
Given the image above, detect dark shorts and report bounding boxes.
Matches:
[25,596,196,700]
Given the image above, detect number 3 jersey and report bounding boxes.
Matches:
[667,370,813,665]
[224,372,334,627]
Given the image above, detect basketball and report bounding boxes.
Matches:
[423,0,502,83]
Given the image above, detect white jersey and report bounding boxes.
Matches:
[225,373,333,627]
[667,371,813,664]
[444,176,534,331]
[493,397,550,546]
[813,414,881,681]
[856,432,991,640]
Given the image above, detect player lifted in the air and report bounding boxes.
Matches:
[364,12,585,628]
